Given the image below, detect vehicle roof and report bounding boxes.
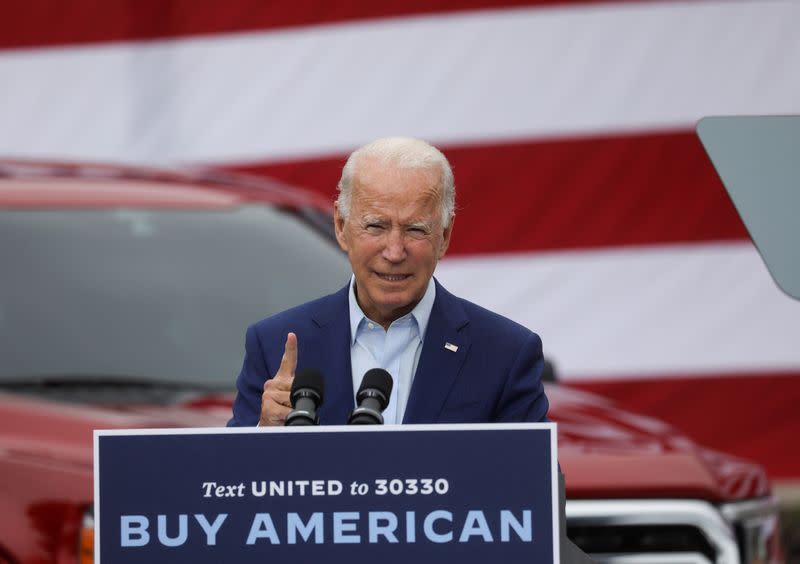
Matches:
[0,159,333,210]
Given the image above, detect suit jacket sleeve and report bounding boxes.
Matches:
[494,329,549,423]
[228,324,271,427]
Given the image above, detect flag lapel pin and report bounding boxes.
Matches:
[444,342,458,352]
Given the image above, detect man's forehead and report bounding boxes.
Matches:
[357,156,441,187]
[351,183,441,215]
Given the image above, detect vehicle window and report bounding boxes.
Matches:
[0,206,351,388]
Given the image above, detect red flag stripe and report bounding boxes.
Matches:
[223,131,749,255]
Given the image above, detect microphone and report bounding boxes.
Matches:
[285,369,325,426]
[348,368,393,425]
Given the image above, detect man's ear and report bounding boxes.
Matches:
[333,203,349,252]
[439,215,455,259]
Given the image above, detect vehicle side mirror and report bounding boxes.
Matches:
[542,358,558,383]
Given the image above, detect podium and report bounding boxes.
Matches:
[94,423,559,563]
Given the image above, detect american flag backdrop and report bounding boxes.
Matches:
[2,0,799,480]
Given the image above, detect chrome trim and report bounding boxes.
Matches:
[566,499,740,564]
[719,496,779,523]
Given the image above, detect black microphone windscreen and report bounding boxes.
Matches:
[358,368,393,398]
[291,368,325,405]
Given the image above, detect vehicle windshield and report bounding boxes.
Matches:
[0,206,351,389]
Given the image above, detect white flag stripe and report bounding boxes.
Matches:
[1,0,799,164]
[435,242,800,380]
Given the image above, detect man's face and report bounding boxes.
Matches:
[334,158,453,328]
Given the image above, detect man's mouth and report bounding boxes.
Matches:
[376,273,410,282]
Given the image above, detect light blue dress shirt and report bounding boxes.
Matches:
[348,276,436,424]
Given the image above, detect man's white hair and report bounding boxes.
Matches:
[336,137,455,227]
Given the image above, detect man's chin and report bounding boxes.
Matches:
[371,277,411,294]
[380,290,425,312]
[376,293,412,309]
[359,281,424,316]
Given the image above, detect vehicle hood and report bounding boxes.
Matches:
[0,386,770,502]
[546,383,770,501]
[0,391,231,473]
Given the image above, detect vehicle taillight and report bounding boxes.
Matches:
[79,509,94,564]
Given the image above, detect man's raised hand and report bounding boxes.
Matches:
[259,332,297,426]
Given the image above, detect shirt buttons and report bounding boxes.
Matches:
[368,323,375,330]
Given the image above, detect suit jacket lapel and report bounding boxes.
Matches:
[403,280,470,423]
[303,285,354,425]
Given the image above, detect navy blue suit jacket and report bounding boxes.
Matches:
[228,279,549,426]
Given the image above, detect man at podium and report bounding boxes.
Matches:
[228,136,592,562]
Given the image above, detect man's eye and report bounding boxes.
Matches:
[408,227,428,236]
[365,223,384,232]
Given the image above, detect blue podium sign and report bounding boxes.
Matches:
[94,423,558,563]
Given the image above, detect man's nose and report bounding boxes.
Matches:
[382,229,407,262]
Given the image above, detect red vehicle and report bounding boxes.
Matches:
[0,161,784,563]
